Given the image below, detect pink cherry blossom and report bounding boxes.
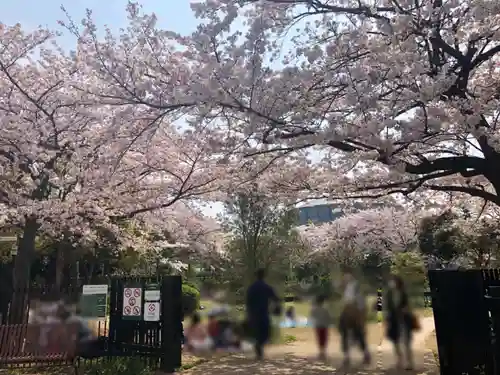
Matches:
[180,0,500,205]
[53,0,500,207]
[298,207,420,258]
[0,22,223,265]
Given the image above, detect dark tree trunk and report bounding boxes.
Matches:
[55,246,65,290]
[9,217,39,323]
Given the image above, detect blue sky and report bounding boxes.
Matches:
[1,0,199,48]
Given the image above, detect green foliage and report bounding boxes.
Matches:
[293,260,335,298]
[81,358,153,375]
[418,210,467,263]
[465,221,500,267]
[359,252,391,292]
[182,283,200,316]
[418,210,500,268]
[220,190,306,298]
[391,251,428,307]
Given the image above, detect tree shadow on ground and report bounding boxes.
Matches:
[180,350,439,375]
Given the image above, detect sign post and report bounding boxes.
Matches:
[143,284,161,321]
[122,284,143,320]
[80,285,108,318]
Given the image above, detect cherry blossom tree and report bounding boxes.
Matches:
[59,1,500,207]
[0,22,225,315]
[182,0,500,205]
[298,207,420,261]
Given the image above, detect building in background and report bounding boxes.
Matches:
[297,200,342,225]
[296,199,385,226]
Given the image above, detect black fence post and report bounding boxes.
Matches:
[160,276,182,373]
[429,270,494,375]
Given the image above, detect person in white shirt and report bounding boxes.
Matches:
[338,272,371,367]
[310,295,332,360]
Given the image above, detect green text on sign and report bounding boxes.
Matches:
[80,284,108,318]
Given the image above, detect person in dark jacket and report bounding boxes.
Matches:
[384,275,414,370]
[245,268,280,360]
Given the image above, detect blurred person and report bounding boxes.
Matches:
[310,294,332,360]
[185,313,213,352]
[207,312,221,349]
[338,271,371,367]
[245,268,280,360]
[385,275,416,370]
[285,306,296,327]
[70,306,101,357]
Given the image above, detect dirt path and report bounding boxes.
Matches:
[181,318,438,375]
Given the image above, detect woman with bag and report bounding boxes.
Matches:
[384,275,419,370]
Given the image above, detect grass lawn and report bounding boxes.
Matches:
[200,297,384,321]
[199,299,312,319]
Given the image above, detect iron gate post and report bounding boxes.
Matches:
[160,276,182,372]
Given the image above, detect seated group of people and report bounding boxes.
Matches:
[184,311,249,353]
[28,299,99,357]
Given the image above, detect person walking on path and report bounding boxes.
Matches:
[310,294,332,360]
[384,274,418,370]
[245,268,280,360]
[338,271,371,367]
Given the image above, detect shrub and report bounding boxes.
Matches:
[81,358,153,375]
[182,283,200,316]
[391,251,428,308]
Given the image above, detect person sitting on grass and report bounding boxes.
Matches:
[285,306,297,327]
[222,322,242,351]
[207,312,221,349]
[184,313,213,352]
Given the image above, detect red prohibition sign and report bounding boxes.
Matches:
[124,289,132,298]
[148,304,155,312]
[133,289,141,297]
[124,306,131,315]
[133,306,140,315]
[128,297,136,306]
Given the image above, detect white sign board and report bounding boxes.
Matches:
[144,290,160,301]
[83,285,108,295]
[144,301,160,321]
[123,287,142,317]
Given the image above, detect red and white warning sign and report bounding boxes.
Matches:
[143,302,160,321]
[123,287,142,317]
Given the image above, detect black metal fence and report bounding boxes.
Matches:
[0,276,182,372]
[429,269,500,375]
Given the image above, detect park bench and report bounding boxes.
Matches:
[0,322,80,374]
